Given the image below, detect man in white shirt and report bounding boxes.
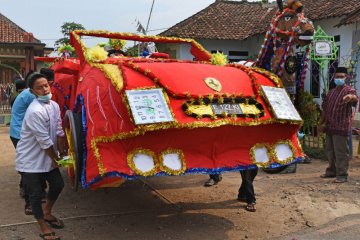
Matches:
[16,73,65,240]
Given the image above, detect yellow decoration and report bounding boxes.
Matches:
[249,143,272,168]
[85,45,108,62]
[204,77,222,92]
[57,44,75,54]
[93,63,124,92]
[211,51,228,66]
[239,103,261,115]
[65,127,77,171]
[109,39,126,50]
[127,148,159,176]
[187,104,213,116]
[250,139,298,167]
[159,149,186,175]
[91,139,107,175]
[272,140,297,164]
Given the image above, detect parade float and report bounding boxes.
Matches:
[40,29,304,191]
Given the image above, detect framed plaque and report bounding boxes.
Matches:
[261,86,302,121]
[314,41,332,56]
[126,89,174,125]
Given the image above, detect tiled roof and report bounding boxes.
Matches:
[160,0,360,40]
[302,0,360,21]
[0,12,40,43]
[160,1,276,40]
[335,6,360,27]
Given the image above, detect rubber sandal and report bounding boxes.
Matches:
[44,217,64,229]
[245,203,256,212]
[39,232,61,240]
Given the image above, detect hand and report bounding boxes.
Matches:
[343,94,355,103]
[52,159,60,168]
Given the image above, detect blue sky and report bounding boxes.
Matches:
[0,0,269,48]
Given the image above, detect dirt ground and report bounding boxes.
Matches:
[1,126,360,240]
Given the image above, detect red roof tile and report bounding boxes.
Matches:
[0,12,40,43]
[161,1,275,40]
[335,6,360,27]
[160,0,360,40]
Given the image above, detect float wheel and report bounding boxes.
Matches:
[64,110,83,191]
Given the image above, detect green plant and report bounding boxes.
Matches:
[303,145,327,160]
[296,90,320,134]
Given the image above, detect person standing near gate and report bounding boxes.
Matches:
[319,67,358,183]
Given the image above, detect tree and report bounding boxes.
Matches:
[55,22,85,48]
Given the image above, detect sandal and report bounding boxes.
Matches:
[24,204,33,215]
[39,232,61,240]
[44,217,64,229]
[245,203,256,212]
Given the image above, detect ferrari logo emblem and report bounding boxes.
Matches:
[204,77,222,92]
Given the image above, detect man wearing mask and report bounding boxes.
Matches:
[319,67,358,183]
[16,73,65,239]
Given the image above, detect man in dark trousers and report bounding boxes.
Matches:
[319,66,358,183]
[238,167,258,212]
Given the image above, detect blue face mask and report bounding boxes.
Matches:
[37,93,52,103]
[334,78,345,86]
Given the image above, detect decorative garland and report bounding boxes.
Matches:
[256,8,310,77]
[182,95,265,119]
[92,63,124,92]
[127,148,159,176]
[249,143,272,168]
[249,139,297,167]
[272,139,297,164]
[159,148,186,175]
[70,30,212,62]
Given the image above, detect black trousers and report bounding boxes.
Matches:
[21,168,64,219]
[10,136,47,204]
[238,167,258,204]
[209,174,222,181]
[10,136,19,148]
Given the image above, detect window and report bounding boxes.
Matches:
[311,61,320,98]
[228,51,249,63]
[334,35,340,42]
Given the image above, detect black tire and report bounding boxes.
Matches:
[64,110,83,191]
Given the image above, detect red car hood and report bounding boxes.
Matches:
[133,62,255,97]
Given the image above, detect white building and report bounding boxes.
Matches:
[158,0,360,105]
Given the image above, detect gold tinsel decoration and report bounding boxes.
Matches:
[159,149,186,175]
[127,148,159,176]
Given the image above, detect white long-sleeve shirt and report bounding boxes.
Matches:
[16,99,65,173]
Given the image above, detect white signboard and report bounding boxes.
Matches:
[314,41,332,56]
[126,89,174,125]
[261,86,302,121]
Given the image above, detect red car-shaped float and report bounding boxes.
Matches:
[45,30,304,190]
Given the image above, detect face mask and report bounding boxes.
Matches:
[334,78,345,86]
[37,93,52,103]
